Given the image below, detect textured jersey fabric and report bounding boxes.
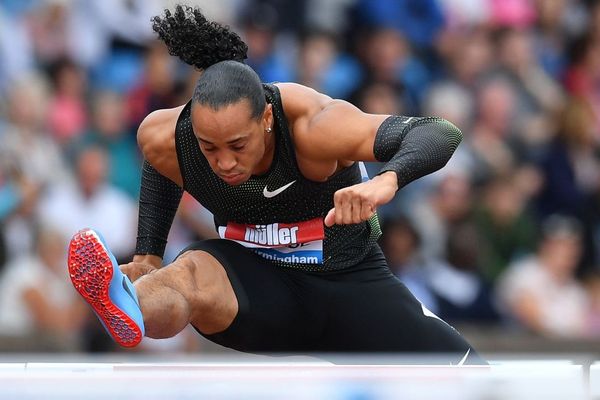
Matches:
[374,116,462,189]
[174,83,381,271]
[135,160,183,257]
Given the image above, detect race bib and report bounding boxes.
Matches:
[218,218,325,264]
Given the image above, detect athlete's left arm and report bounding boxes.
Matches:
[286,84,463,226]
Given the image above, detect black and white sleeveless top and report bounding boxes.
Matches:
[174,83,381,272]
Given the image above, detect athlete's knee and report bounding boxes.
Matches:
[169,250,236,317]
[133,256,201,338]
[175,250,238,334]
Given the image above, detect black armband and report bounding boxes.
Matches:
[373,116,462,189]
[135,160,183,258]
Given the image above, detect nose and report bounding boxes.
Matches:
[217,153,237,172]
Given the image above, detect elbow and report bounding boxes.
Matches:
[438,118,463,152]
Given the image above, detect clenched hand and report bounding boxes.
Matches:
[324,171,398,227]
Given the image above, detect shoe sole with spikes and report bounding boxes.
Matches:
[68,229,144,347]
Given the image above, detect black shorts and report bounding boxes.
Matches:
[177,239,484,364]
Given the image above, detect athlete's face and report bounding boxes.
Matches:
[191,100,274,186]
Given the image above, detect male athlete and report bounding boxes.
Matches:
[68,5,483,364]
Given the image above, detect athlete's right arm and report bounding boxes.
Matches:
[131,106,185,270]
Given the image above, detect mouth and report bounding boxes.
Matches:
[219,173,245,185]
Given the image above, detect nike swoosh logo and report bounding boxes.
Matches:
[457,348,471,366]
[263,180,296,198]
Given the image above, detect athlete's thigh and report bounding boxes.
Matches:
[319,266,481,363]
[177,239,315,352]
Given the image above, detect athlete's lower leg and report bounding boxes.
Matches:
[133,251,238,338]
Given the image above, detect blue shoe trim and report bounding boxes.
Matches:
[92,230,145,337]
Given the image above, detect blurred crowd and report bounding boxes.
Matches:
[1,0,600,353]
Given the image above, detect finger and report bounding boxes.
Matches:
[119,264,138,282]
[351,196,362,224]
[338,194,353,225]
[324,208,336,227]
[333,191,346,226]
[361,203,375,221]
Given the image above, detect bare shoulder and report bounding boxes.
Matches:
[275,83,331,122]
[137,105,183,158]
[275,83,332,151]
[276,83,388,165]
[137,104,186,185]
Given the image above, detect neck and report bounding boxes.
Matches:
[253,130,276,175]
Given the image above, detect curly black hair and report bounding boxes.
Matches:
[151,4,248,70]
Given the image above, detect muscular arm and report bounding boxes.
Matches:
[278,83,462,225]
[133,106,185,268]
[280,83,462,185]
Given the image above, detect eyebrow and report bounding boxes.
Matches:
[197,136,247,145]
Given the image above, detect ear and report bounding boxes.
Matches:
[263,103,273,130]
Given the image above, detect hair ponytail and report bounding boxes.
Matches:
[151,4,248,70]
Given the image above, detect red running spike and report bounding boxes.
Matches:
[68,229,142,347]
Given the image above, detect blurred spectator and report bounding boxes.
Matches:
[533,0,571,79]
[410,173,474,260]
[422,81,475,178]
[535,97,600,219]
[494,27,565,153]
[1,74,71,187]
[66,0,161,69]
[28,0,71,67]
[380,216,438,313]
[46,58,88,146]
[497,26,565,114]
[79,90,141,199]
[242,0,309,34]
[496,215,589,337]
[0,176,21,225]
[305,0,355,34]
[535,96,600,273]
[474,173,538,283]
[0,4,35,94]
[464,77,518,184]
[426,222,499,323]
[564,34,600,134]
[352,0,445,48]
[436,26,494,91]
[0,75,67,262]
[437,0,490,29]
[488,0,537,28]
[295,30,362,99]
[0,227,87,350]
[383,216,499,323]
[355,27,430,111]
[352,81,405,116]
[239,3,294,83]
[38,146,137,261]
[0,163,39,265]
[588,0,600,41]
[127,41,180,130]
